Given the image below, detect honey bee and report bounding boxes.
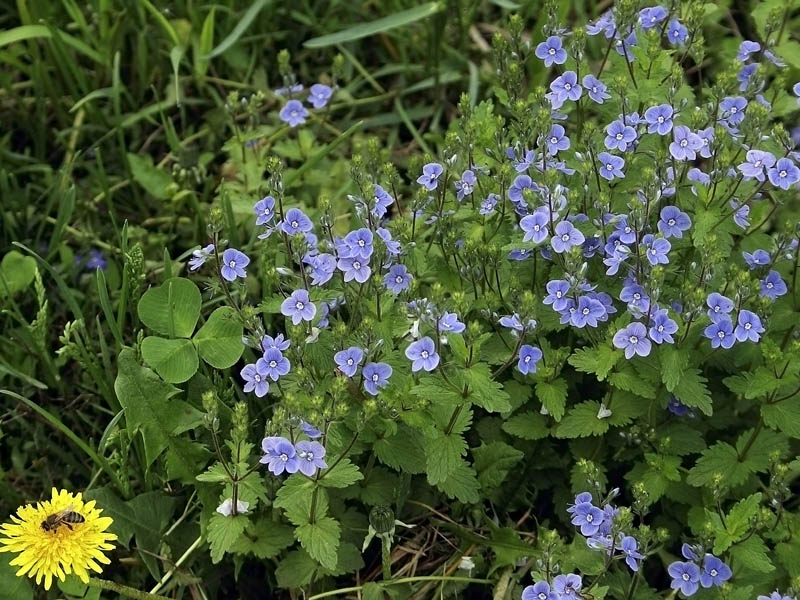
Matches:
[40,506,85,532]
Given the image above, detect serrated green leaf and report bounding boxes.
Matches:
[374,424,427,474]
[425,433,467,485]
[318,458,363,488]
[556,401,609,438]
[296,517,340,570]
[229,519,294,559]
[207,513,248,564]
[463,364,511,412]
[609,369,656,399]
[659,345,689,392]
[411,376,463,405]
[568,345,619,381]
[763,396,800,437]
[536,379,567,421]
[275,549,318,588]
[437,460,480,503]
[673,368,712,416]
[729,534,774,573]
[687,441,750,488]
[502,411,550,440]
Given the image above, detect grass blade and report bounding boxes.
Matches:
[204,0,269,59]
[304,2,442,48]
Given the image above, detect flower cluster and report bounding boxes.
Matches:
[567,492,642,572]
[240,334,292,398]
[522,574,583,600]
[668,544,731,597]
[277,83,334,128]
[260,423,326,477]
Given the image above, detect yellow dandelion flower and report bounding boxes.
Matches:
[0,488,116,590]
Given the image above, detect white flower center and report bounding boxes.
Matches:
[421,350,429,359]
[347,358,354,365]
[754,160,762,167]
[616,133,623,140]
[269,360,277,368]
[657,116,664,123]
[372,374,379,382]
[291,220,299,228]
[582,307,590,315]
[254,374,261,382]
[630,335,639,344]
[682,573,690,581]
[730,107,738,113]
[745,323,752,330]
[668,218,676,226]
[556,291,562,298]
[717,331,725,339]
[551,136,558,143]
[353,261,361,269]
[534,224,540,231]
[295,301,304,310]
[561,233,570,242]
[710,569,718,577]
[658,325,664,332]
[564,83,572,90]
[358,240,365,247]
[680,139,688,147]
[780,170,787,177]
[767,282,774,289]
[280,453,288,462]
[395,276,403,283]
[606,163,613,171]
[228,260,236,267]
[549,48,556,55]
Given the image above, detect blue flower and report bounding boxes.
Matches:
[613,322,652,359]
[701,555,732,588]
[342,228,374,260]
[704,318,736,349]
[603,246,630,275]
[587,12,615,38]
[544,279,571,312]
[668,561,701,597]
[597,152,625,180]
[642,234,671,265]
[334,346,364,377]
[405,337,440,372]
[639,6,667,29]
[794,82,800,105]
[551,221,585,253]
[260,437,299,475]
[552,574,582,600]
[550,71,582,102]
[500,313,537,334]
[604,120,637,151]
[767,158,800,190]
[618,536,644,571]
[307,83,333,109]
[189,244,215,271]
[511,148,536,172]
[546,124,570,154]
[668,397,694,417]
[669,126,703,161]
[306,253,336,286]
[520,211,549,244]
[697,127,713,158]
[508,174,539,209]
[376,227,401,255]
[454,169,477,200]
[480,194,499,215]
[300,421,322,439]
[706,292,734,321]
[372,184,394,218]
[620,283,650,314]
[658,206,691,238]
[649,309,678,344]
[535,35,567,67]
[582,74,611,103]
[571,501,604,535]
[221,248,250,281]
[363,362,392,395]
[253,196,276,225]
[743,249,770,269]
[281,289,317,325]
[384,264,412,294]
[613,217,637,244]
[737,40,760,61]
[241,362,269,397]
[338,256,371,283]
[417,162,443,190]
[279,100,309,127]
[517,344,543,375]
[666,19,689,45]
[738,150,775,181]
[760,270,787,299]
[258,348,290,381]
[571,296,606,328]
[262,334,290,352]
[732,202,751,229]
[439,312,465,333]
[719,96,747,125]
[522,581,557,600]
[279,208,313,236]
[644,104,674,135]
[295,440,327,476]
[738,63,758,91]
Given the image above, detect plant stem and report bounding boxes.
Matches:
[88,578,171,600]
[381,536,392,580]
